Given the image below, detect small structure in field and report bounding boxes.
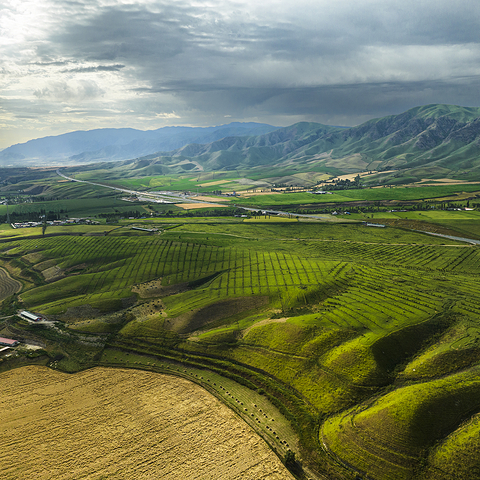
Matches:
[363,222,386,228]
[0,337,19,347]
[20,310,42,322]
[131,227,156,232]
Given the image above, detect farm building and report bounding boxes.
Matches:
[20,310,42,322]
[0,337,19,347]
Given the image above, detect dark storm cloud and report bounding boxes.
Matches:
[46,1,480,115]
[50,6,190,62]
[141,77,480,127]
[2,0,480,147]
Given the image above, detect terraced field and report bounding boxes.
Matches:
[0,366,294,480]
[3,218,480,479]
[0,267,21,301]
[322,367,480,480]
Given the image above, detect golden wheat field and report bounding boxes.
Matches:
[1,366,294,480]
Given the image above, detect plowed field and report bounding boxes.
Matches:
[1,366,294,480]
[0,267,21,301]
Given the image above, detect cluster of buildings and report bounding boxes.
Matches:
[0,311,43,357]
[11,218,99,229]
[0,336,19,357]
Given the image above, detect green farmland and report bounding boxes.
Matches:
[2,192,480,478]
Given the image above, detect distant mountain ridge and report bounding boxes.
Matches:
[0,122,279,166]
[123,104,480,182]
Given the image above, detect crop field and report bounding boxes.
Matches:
[99,348,300,454]
[7,225,478,320]
[3,211,480,479]
[231,184,480,207]
[0,366,294,480]
[75,171,260,194]
[0,267,21,301]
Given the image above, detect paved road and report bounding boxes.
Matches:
[415,230,480,245]
[56,169,222,205]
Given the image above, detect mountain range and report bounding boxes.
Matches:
[5,104,480,183]
[0,122,279,166]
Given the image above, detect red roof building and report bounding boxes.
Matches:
[0,337,19,346]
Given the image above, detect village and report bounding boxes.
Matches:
[0,311,51,360]
[10,217,100,229]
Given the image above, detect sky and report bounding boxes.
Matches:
[1,0,480,149]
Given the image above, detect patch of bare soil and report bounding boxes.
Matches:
[189,195,227,202]
[23,252,45,264]
[41,265,64,282]
[132,278,189,298]
[175,202,225,209]
[0,366,294,480]
[59,304,101,323]
[169,296,269,334]
[33,259,57,271]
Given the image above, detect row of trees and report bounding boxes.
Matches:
[0,210,66,223]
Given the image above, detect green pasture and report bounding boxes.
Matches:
[427,413,480,479]
[234,191,355,206]
[335,184,480,201]
[76,171,264,194]
[0,197,147,218]
[159,221,462,245]
[5,220,479,320]
[232,184,480,208]
[351,209,480,222]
